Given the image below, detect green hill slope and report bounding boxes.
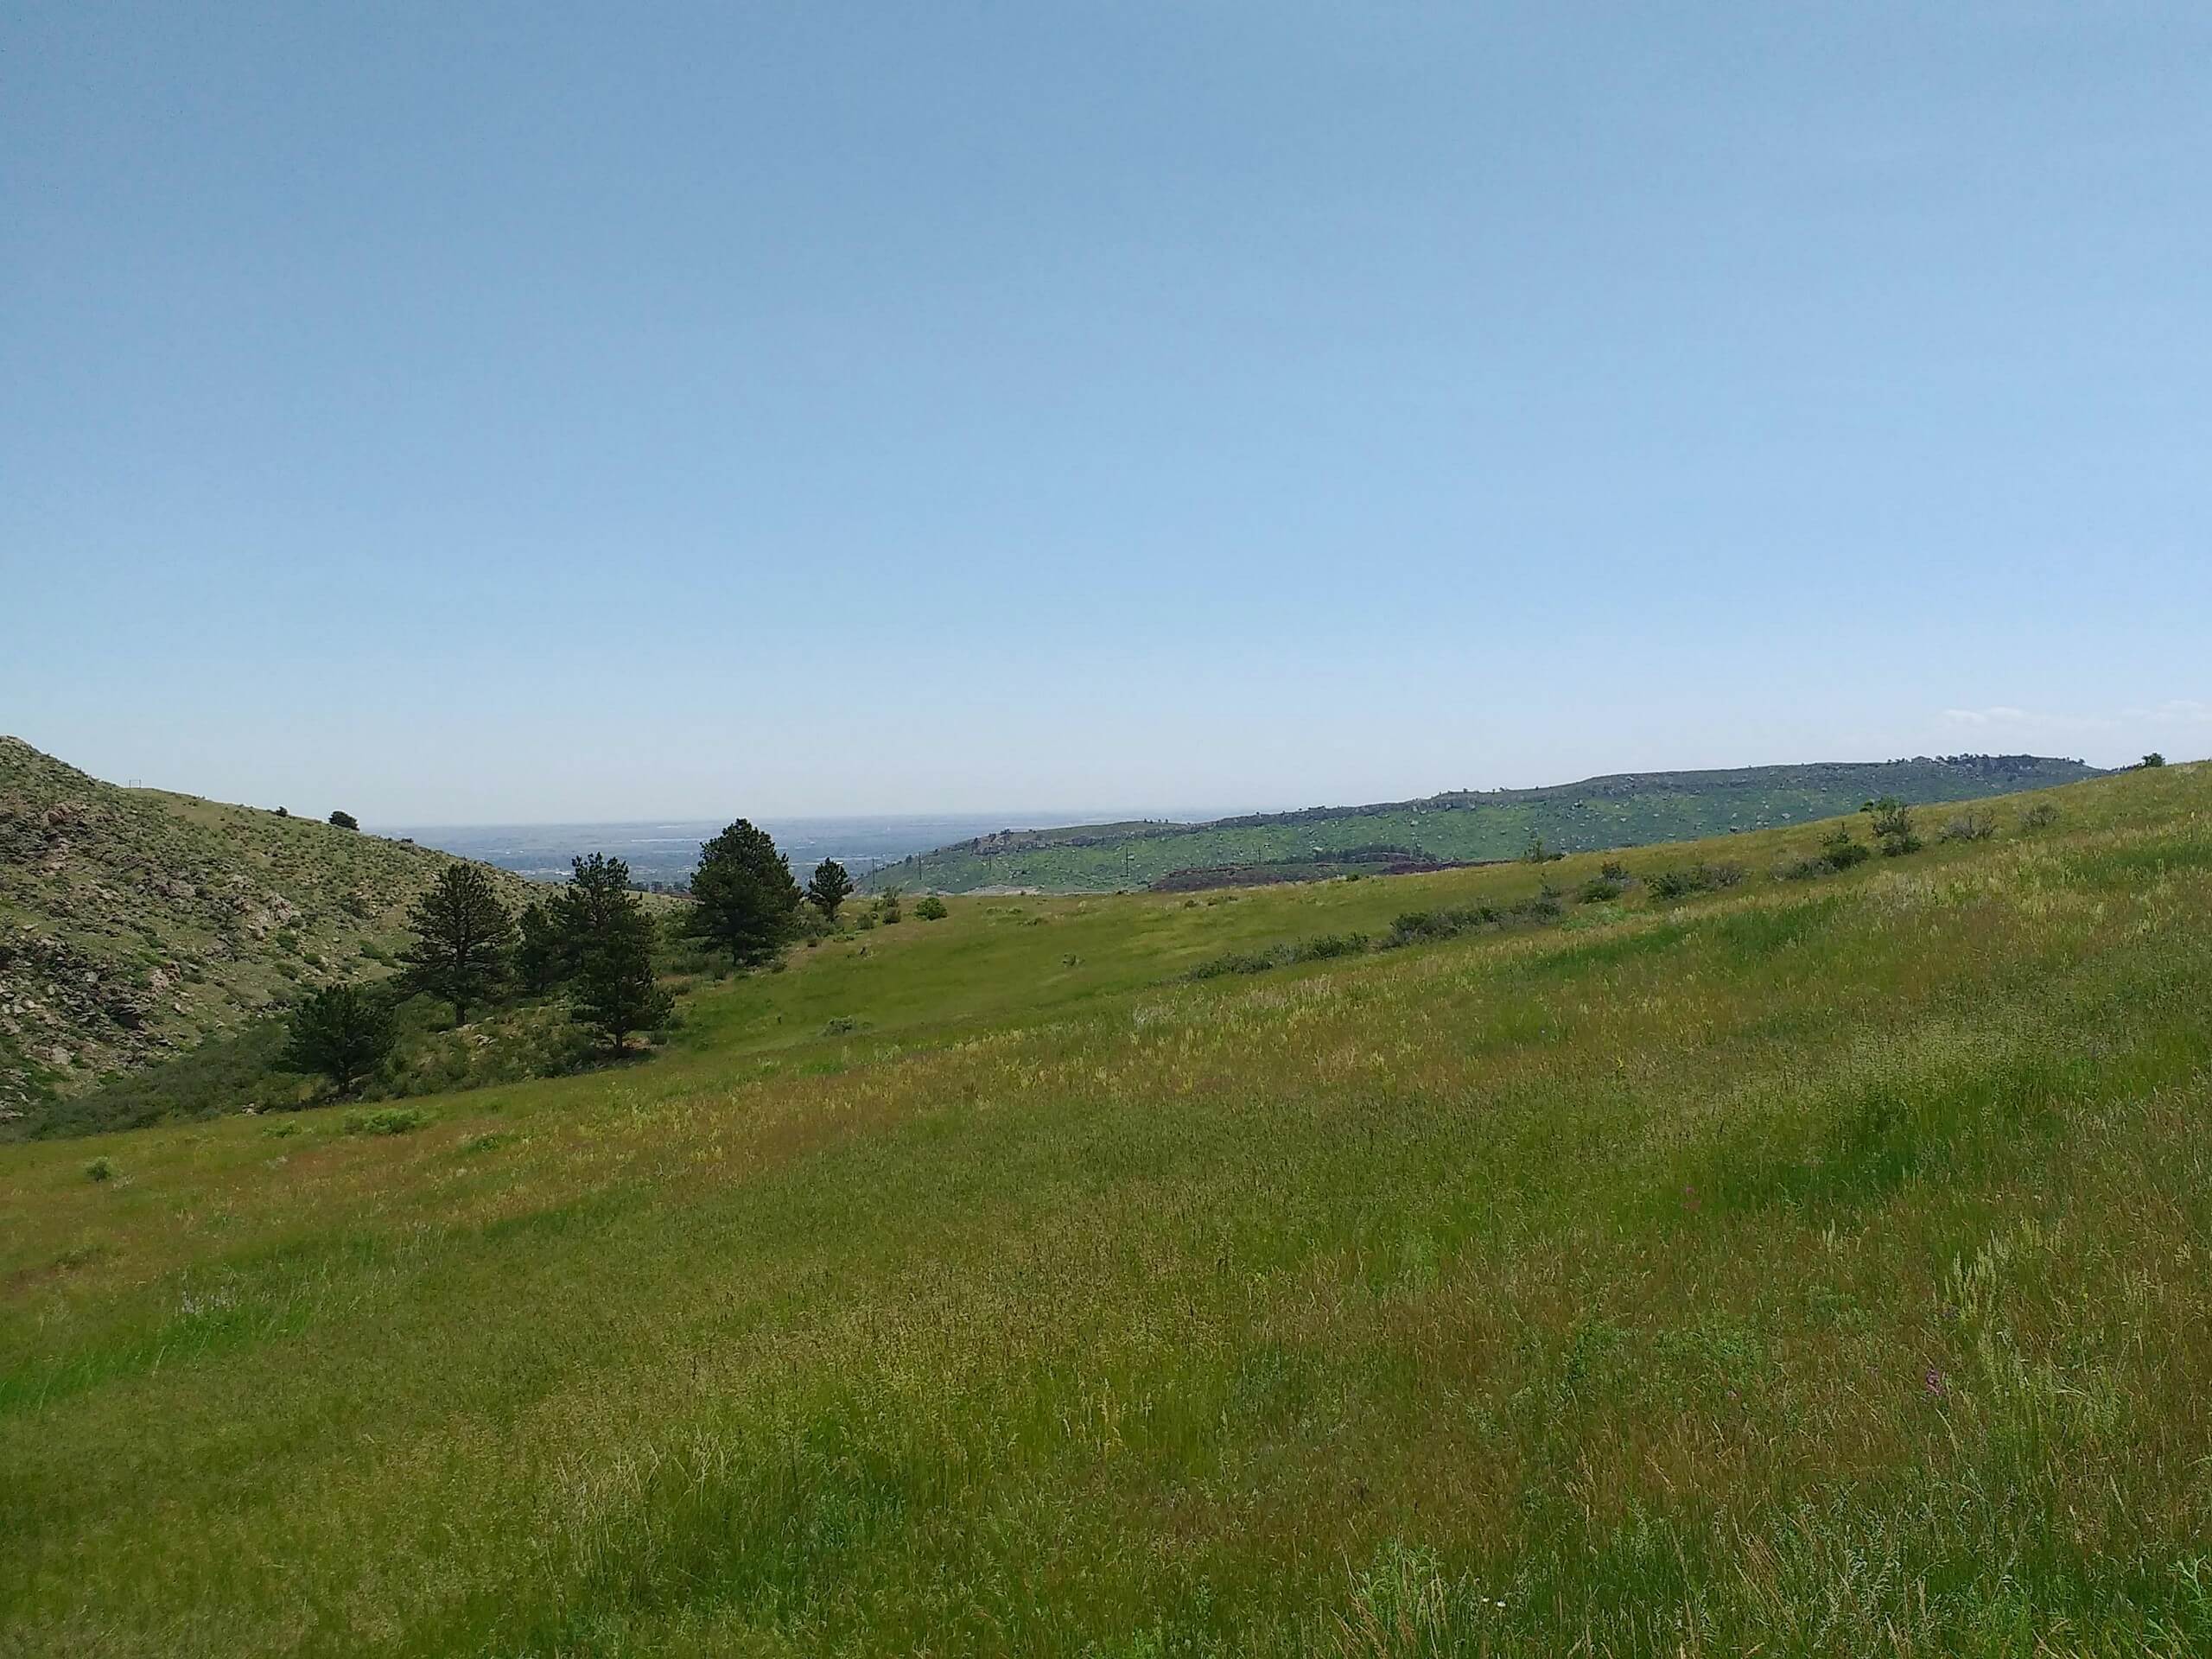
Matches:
[4,763,2208,1655]
[884,754,2102,892]
[0,737,537,1123]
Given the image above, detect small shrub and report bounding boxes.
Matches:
[1865,797,1922,856]
[821,1016,869,1036]
[2140,752,2167,768]
[1189,950,1281,979]
[1577,876,1624,904]
[1188,930,1374,978]
[915,895,948,921]
[1599,861,1630,881]
[343,1106,429,1136]
[855,911,876,931]
[1647,861,1743,899]
[880,904,903,925]
[85,1157,113,1183]
[2019,803,2060,832]
[457,1131,512,1154]
[1821,826,1871,870]
[1389,906,1488,945]
[327,810,359,830]
[1938,811,1998,843]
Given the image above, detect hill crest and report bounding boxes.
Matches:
[886,753,2105,892]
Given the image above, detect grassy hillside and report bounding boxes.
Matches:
[883,754,2101,892]
[4,764,2209,1655]
[0,737,537,1125]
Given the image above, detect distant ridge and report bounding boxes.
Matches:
[882,754,2106,893]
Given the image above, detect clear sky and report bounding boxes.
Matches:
[4,3,2207,823]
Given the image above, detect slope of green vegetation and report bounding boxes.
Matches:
[885,754,2101,892]
[4,764,2209,1656]
[0,738,538,1125]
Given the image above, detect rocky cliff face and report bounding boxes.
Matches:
[0,738,533,1122]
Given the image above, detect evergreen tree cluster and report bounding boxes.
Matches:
[512,854,671,1053]
[283,819,877,1096]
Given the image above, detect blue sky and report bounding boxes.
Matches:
[4,3,2207,822]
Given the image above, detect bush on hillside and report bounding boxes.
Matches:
[2141,753,2167,768]
[1187,931,1371,980]
[1938,811,1998,843]
[1821,826,1872,869]
[1782,827,1872,881]
[328,810,359,830]
[2019,803,2060,832]
[343,1106,428,1136]
[1389,904,1499,944]
[1578,875,1624,904]
[1865,797,1923,857]
[915,895,948,920]
[1385,888,1566,947]
[1646,863,1743,901]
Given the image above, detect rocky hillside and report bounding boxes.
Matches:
[0,738,536,1124]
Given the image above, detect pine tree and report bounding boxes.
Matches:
[552,854,633,973]
[572,890,671,1052]
[689,819,800,966]
[280,983,395,1095]
[400,864,515,1021]
[514,901,566,995]
[805,858,855,922]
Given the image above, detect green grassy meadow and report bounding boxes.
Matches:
[5,765,2212,1656]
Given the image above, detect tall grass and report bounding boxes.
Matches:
[2,765,2208,1656]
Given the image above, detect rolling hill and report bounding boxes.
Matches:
[0,737,537,1126]
[880,753,2104,892]
[3,760,2207,1654]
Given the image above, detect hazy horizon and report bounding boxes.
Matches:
[16,724,2183,836]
